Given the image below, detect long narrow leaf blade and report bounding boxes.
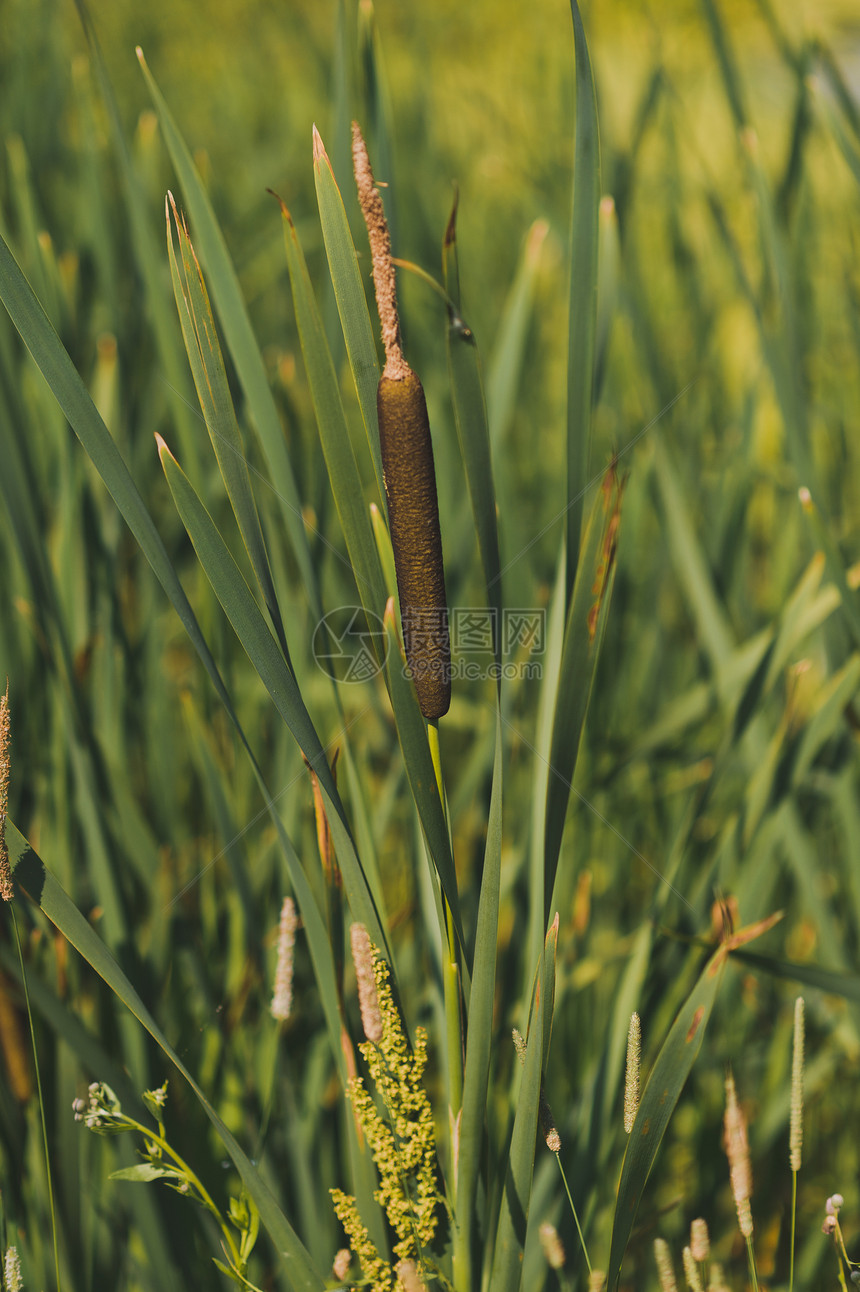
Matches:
[544,465,623,919]
[156,436,391,960]
[566,0,602,597]
[136,49,322,620]
[313,127,385,503]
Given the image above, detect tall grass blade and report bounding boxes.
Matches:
[156,436,391,960]
[566,0,602,598]
[544,465,623,922]
[277,200,389,636]
[136,49,322,620]
[606,947,725,1288]
[166,198,290,662]
[313,127,385,503]
[443,197,503,653]
[453,705,503,1289]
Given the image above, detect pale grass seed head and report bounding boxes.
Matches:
[588,1270,606,1292]
[682,1244,704,1292]
[654,1237,678,1292]
[395,1258,424,1290]
[539,1221,565,1270]
[270,896,297,1021]
[0,682,12,902]
[332,1248,351,1281]
[350,922,382,1044]
[624,1011,641,1133]
[790,995,804,1172]
[3,1246,22,1292]
[706,1262,729,1292]
[690,1218,710,1263]
[723,1072,754,1238]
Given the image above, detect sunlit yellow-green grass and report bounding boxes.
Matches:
[1,0,859,1288]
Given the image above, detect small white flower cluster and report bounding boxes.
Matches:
[822,1192,844,1236]
[4,1246,22,1292]
[72,1081,123,1132]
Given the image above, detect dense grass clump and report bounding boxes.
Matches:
[1,1,860,1289]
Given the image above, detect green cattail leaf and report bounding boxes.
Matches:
[166,199,290,664]
[652,433,735,690]
[489,956,546,1292]
[798,488,860,650]
[526,543,566,992]
[156,437,391,965]
[382,602,465,951]
[454,704,503,1289]
[730,949,860,1002]
[699,0,749,129]
[278,202,389,641]
[442,201,503,664]
[313,126,385,503]
[71,0,203,470]
[607,945,726,1289]
[487,219,548,453]
[0,226,251,759]
[136,49,323,622]
[544,465,623,922]
[566,0,602,598]
[358,0,398,249]
[595,195,620,401]
[7,821,326,1292]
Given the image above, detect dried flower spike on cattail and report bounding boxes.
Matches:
[353,121,451,720]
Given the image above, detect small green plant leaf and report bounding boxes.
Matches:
[110,1164,182,1184]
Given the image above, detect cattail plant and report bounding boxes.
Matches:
[352,121,451,721]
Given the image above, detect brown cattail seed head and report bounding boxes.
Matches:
[690,1218,710,1263]
[790,995,804,1172]
[350,923,382,1044]
[624,1011,641,1133]
[0,683,12,902]
[723,1073,754,1238]
[377,372,451,719]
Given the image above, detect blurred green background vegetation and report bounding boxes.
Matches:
[2,0,860,1288]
